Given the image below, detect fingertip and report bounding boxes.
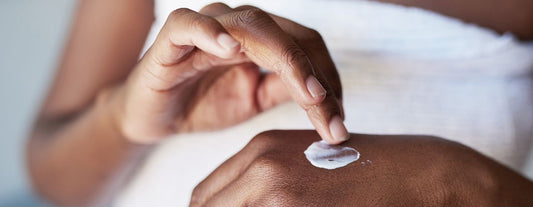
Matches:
[323,138,344,145]
[311,114,349,145]
[217,33,240,51]
[210,33,239,59]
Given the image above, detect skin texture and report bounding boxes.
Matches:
[117,5,346,144]
[27,0,533,206]
[28,2,344,206]
[191,130,533,206]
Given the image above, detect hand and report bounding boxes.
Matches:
[107,3,345,144]
[190,130,533,206]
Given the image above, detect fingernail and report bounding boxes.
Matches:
[306,76,326,98]
[217,33,239,50]
[329,115,349,142]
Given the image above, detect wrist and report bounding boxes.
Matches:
[96,83,176,145]
[95,85,147,146]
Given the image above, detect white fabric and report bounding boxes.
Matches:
[116,0,533,206]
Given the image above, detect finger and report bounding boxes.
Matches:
[237,5,345,138]
[215,9,347,143]
[138,48,248,92]
[153,8,240,63]
[200,3,292,111]
[189,158,248,207]
[202,178,249,207]
[233,5,342,101]
[228,7,347,143]
[189,139,265,207]
[256,73,292,111]
[272,16,343,102]
[143,8,242,90]
[202,5,346,143]
[139,8,244,91]
[122,50,248,141]
[216,9,325,105]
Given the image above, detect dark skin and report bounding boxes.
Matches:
[191,130,533,206]
[27,0,533,206]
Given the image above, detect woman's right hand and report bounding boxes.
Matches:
[106,3,346,144]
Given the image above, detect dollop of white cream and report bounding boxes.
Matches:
[304,140,360,170]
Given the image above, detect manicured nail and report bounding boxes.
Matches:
[306,76,326,98]
[217,33,239,50]
[329,115,349,142]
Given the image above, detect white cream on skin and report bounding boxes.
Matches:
[304,140,360,170]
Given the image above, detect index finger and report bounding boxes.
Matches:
[216,9,348,143]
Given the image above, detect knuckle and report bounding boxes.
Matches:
[236,8,270,26]
[297,28,326,50]
[168,8,193,20]
[189,15,219,32]
[168,8,221,34]
[249,130,283,148]
[141,65,177,91]
[246,152,288,182]
[280,44,308,74]
[304,28,324,42]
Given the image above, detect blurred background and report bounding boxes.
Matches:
[1,0,75,206]
[1,0,533,206]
